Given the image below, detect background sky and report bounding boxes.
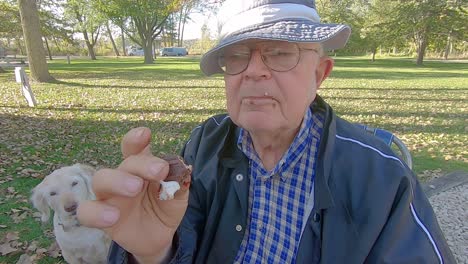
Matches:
[183,12,219,40]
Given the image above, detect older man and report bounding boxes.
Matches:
[78,0,455,263]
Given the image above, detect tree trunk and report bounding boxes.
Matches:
[177,7,183,46]
[82,29,97,60]
[181,22,186,46]
[121,26,127,56]
[15,37,25,55]
[416,35,427,66]
[371,47,377,62]
[444,30,452,60]
[143,38,154,64]
[153,41,158,59]
[106,22,120,57]
[44,37,52,60]
[180,11,188,47]
[17,0,53,82]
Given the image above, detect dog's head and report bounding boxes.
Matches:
[31,164,95,228]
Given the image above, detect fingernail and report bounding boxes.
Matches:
[101,208,119,225]
[149,163,165,177]
[125,177,142,194]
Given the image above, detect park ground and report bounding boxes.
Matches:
[0,56,467,263]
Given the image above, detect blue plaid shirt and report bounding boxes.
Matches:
[234,108,323,264]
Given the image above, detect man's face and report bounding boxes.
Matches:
[223,40,333,135]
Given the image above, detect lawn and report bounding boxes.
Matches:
[0,56,467,262]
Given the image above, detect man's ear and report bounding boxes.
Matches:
[315,56,334,88]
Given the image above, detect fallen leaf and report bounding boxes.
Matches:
[26,241,38,252]
[0,242,18,256]
[16,254,34,264]
[47,241,61,258]
[4,232,19,242]
[32,212,42,219]
[36,247,47,254]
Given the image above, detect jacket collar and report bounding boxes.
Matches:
[313,95,336,210]
[218,95,336,210]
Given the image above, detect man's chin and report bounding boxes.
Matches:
[241,120,278,134]
[234,111,285,133]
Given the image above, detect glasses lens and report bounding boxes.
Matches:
[218,45,251,75]
[260,42,300,72]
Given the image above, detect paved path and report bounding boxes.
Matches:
[424,171,468,263]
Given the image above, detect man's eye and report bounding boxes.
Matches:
[264,49,292,57]
[228,53,249,60]
[71,181,78,187]
[50,191,57,196]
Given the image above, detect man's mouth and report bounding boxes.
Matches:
[243,96,275,106]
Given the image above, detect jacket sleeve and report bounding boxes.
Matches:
[365,172,456,264]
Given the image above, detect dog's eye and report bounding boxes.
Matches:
[71,181,78,187]
[50,191,57,196]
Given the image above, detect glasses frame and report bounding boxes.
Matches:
[218,42,319,75]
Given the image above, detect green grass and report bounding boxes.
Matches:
[0,56,467,263]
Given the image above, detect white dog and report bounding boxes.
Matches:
[31,164,111,264]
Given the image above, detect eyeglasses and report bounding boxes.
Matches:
[218,42,319,75]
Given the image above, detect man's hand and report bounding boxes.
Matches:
[77,127,189,262]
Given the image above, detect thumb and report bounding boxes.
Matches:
[121,127,152,159]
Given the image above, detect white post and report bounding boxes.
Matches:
[15,67,37,107]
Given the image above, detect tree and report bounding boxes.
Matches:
[366,0,460,65]
[316,0,370,54]
[0,0,22,39]
[17,0,53,82]
[105,21,120,56]
[437,0,467,60]
[65,0,105,60]
[175,0,225,46]
[0,0,23,60]
[164,13,177,47]
[96,0,183,64]
[38,1,74,60]
[360,0,405,61]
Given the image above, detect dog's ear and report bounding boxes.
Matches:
[31,183,51,223]
[75,164,96,199]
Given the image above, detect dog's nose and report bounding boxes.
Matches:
[64,202,77,213]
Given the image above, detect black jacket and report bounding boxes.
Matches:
[109,97,455,263]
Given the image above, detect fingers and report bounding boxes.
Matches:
[93,155,168,199]
[92,169,145,200]
[77,200,120,228]
[121,127,152,159]
[118,154,169,181]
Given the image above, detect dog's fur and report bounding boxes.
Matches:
[31,164,110,264]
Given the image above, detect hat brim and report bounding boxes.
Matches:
[200,19,351,76]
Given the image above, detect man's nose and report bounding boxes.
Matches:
[244,50,271,79]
